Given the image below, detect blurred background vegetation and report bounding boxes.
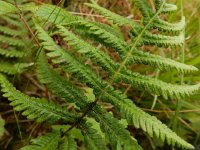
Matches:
[0,0,199,149]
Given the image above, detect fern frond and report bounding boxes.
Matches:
[116,70,200,99]
[0,74,78,123]
[133,0,153,19]
[0,48,24,58]
[133,0,185,33]
[155,0,177,13]
[34,4,76,25]
[101,87,194,149]
[81,122,108,150]
[0,25,24,36]
[90,108,142,150]
[66,20,127,57]
[35,23,195,149]
[37,50,87,106]
[20,130,60,150]
[134,31,184,47]
[1,16,22,27]
[0,0,18,16]
[129,50,198,73]
[57,25,115,72]
[85,2,136,28]
[0,35,26,47]
[59,135,77,150]
[152,17,185,33]
[0,62,32,75]
[86,2,184,48]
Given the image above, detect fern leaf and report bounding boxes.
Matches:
[81,122,108,150]
[0,0,18,16]
[87,2,184,47]
[85,2,136,28]
[34,4,76,25]
[0,35,26,47]
[37,50,87,106]
[90,108,142,150]
[0,74,78,123]
[0,62,32,75]
[134,0,154,19]
[129,49,198,73]
[135,31,184,47]
[1,15,23,27]
[59,135,77,150]
[162,3,177,13]
[20,130,60,150]
[66,20,127,57]
[0,25,24,36]
[133,0,184,33]
[101,87,194,149]
[116,70,200,99]
[0,48,24,58]
[152,17,185,33]
[57,25,115,72]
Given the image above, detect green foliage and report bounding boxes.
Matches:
[59,134,77,150]
[0,0,32,75]
[37,51,141,149]
[0,0,199,149]
[0,74,79,124]
[0,0,18,15]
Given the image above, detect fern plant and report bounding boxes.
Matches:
[0,0,199,149]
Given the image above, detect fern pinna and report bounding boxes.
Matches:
[0,0,199,149]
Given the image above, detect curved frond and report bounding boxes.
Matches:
[0,74,78,123]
